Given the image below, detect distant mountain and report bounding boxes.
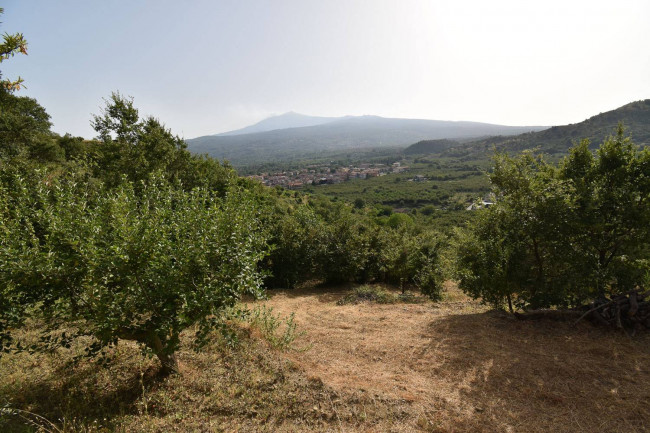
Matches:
[218,112,339,136]
[188,114,546,166]
[445,100,650,157]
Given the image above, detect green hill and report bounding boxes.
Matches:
[404,139,459,155]
[447,100,650,157]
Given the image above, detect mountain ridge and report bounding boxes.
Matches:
[188,114,547,166]
[435,99,650,157]
[217,112,340,136]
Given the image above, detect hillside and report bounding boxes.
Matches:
[442,100,650,157]
[187,115,546,166]
[404,138,459,155]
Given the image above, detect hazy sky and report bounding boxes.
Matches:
[2,0,650,139]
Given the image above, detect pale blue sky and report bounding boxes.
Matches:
[2,0,650,139]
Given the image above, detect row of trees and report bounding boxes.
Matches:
[262,193,443,296]
[0,91,445,372]
[0,19,445,372]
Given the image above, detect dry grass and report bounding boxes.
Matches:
[1,282,649,432]
[263,282,650,432]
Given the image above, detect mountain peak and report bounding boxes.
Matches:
[218,112,339,136]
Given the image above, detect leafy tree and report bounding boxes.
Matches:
[559,127,650,296]
[386,212,413,229]
[0,169,268,373]
[454,127,650,311]
[263,200,323,289]
[376,228,444,298]
[314,202,370,284]
[0,88,55,160]
[90,92,234,193]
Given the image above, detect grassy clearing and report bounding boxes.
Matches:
[0,307,408,433]
[2,284,649,432]
[265,283,650,432]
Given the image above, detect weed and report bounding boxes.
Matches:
[244,305,303,351]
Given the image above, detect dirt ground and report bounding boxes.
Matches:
[262,283,650,433]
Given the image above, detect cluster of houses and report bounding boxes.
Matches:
[465,199,495,211]
[248,162,409,189]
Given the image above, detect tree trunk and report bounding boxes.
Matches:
[117,328,179,375]
[155,351,179,375]
[149,332,179,375]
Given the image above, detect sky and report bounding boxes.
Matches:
[2,0,650,139]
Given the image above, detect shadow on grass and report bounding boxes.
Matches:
[266,282,354,303]
[1,352,162,432]
[420,311,650,433]
[266,282,421,305]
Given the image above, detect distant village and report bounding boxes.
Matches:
[248,162,410,189]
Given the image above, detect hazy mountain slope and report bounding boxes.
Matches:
[404,139,459,155]
[447,100,650,157]
[188,115,546,165]
[218,112,340,136]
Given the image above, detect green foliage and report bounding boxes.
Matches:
[90,92,235,193]
[257,189,446,297]
[262,195,323,289]
[454,126,650,311]
[245,305,302,350]
[377,228,445,300]
[0,168,268,372]
[0,8,28,92]
[386,212,413,229]
[0,88,54,160]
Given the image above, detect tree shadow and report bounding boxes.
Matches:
[266,282,354,303]
[420,311,650,432]
[1,353,162,431]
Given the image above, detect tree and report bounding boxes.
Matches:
[90,92,234,193]
[0,169,268,374]
[559,126,650,297]
[0,88,55,160]
[0,7,28,92]
[263,199,323,289]
[453,127,650,311]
